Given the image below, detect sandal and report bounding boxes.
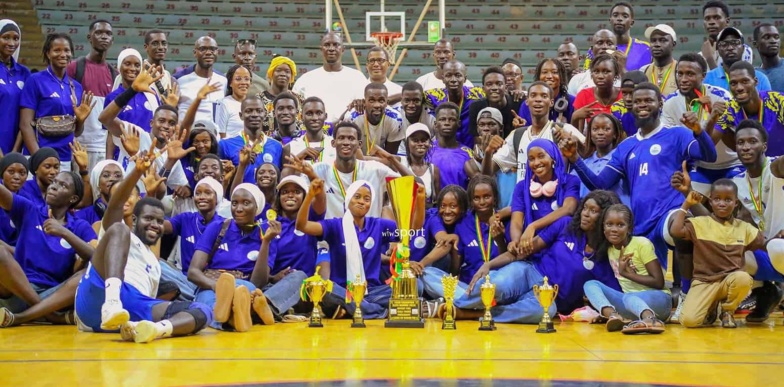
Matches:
[0,307,14,328]
[282,314,308,323]
[606,315,625,332]
[621,318,665,334]
[591,315,609,324]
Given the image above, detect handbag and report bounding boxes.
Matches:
[202,219,250,281]
[35,80,77,137]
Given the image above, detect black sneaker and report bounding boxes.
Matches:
[747,282,784,323]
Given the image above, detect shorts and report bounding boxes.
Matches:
[751,250,784,282]
[645,208,680,270]
[690,165,745,196]
[0,282,64,314]
[74,266,164,332]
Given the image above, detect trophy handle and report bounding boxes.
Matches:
[532,284,540,298]
[552,284,559,301]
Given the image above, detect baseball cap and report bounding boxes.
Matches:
[405,123,431,139]
[717,27,743,42]
[645,24,677,41]
[621,71,648,87]
[276,175,310,191]
[193,119,218,138]
[477,107,503,126]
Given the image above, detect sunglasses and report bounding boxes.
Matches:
[237,39,257,46]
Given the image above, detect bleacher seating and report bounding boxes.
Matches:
[29,0,780,83]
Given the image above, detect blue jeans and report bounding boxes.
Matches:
[330,284,391,319]
[194,270,307,329]
[422,262,555,324]
[583,280,671,321]
[159,260,197,301]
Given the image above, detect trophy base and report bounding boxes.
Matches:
[351,320,366,328]
[478,317,496,331]
[442,319,456,330]
[385,297,425,328]
[536,322,556,333]
[309,316,323,328]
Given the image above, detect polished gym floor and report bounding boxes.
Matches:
[1,314,782,387]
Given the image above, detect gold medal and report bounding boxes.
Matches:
[266,209,277,221]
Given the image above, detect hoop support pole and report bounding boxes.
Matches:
[389,0,433,81]
[332,0,363,72]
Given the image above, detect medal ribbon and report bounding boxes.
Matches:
[741,97,765,127]
[363,114,384,154]
[746,160,768,231]
[331,162,357,199]
[241,131,265,155]
[475,214,493,262]
[652,60,674,89]
[303,136,324,163]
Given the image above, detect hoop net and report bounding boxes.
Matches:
[371,32,403,63]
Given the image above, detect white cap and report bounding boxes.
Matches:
[405,122,431,139]
[276,174,310,191]
[645,24,677,41]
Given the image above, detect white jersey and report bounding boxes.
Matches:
[348,107,404,154]
[292,67,369,123]
[98,226,161,298]
[177,71,227,123]
[734,157,784,240]
[662,84,738,170]
[493,122,586,182]
[113,129,188,192]
[288,134,336,165]
[215,95,244,139]
[311,160,400,219]
[416,71,474,91]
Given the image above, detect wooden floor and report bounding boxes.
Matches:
[1,315,783,387]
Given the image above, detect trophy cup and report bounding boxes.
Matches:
[299,267,333,328]
[478,275,497,331]
[441,275,458,330]
[533,276,559,333]
[348,274,367,328]
[385,176,425,328]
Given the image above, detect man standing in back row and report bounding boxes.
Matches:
[233,39,271,97]
[174,37,227,124]
[608,2,651,71]
[416,39,474,91]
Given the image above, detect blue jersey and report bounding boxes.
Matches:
[104,85,155,133]
[0,209,19,246]
[218,134,283,183]
[511,174,580,227]
[704,67,772,94]
[454,211,509,284]
[611,101,638,137]
[574,125,717,237]
[716,91,784,157]
[170,212,225,274]
[194,219,269,276]
[430,143,473,189]
[319,217,398,288]
[262,210,324,276]
[424,86,485,148]
[18,180,46,210]
[0,58,31,154]
[74,204,101,226]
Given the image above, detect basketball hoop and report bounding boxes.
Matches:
[371,32,403,63]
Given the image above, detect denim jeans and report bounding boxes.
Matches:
[159,260,197,301]
[422,262,555,324]
[329,284,391,319]
[194,270,307,329]
[583,280,671,321]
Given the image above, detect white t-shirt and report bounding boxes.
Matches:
[399,157,434,200]
[288,134,337,165]
[76,95,107,153]
[348,107,404,154]
[567,71,621,97]
[381,79,402,96]
[215,95,244,139]
[661,84,738,171]
[733,158,784,240]
[292,67,369,123]
[492,122,586,182]
[113,128,189,192]
[177,71,228,123]
[311,160,400,219]
[416,71,474,91]
[97,226,161,298]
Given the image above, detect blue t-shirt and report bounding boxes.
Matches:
[424,86,486,148]
[454,211,508,284]
[170,212,225,274]
[716,91,784,157]
[611,101,638,137]
[430,143,473,189]
[534,217,620,314]
[319,217,397,288]
[194,219,269,276]
[217,134,283,183]
[510,174,580,226]
[262,210,324,276]
[74,204,101,226]
[11,195,97,288]
[0,58,31,154]
[618,39,652,72]
[0,209,19,246]
[18,180,47,210]
[497,170,517,208]
[574,150,631,207]
[103,85,156,133]
[18,68,85,162]
[518,93,575,125]
[704,67,772,94]
[759,61,784,94]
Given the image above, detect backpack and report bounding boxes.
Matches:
[511,125,530,159]
[73,56,118,86]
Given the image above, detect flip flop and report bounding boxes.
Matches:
[621,319,664,334]
[605,316,625,332]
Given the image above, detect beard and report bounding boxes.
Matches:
[633,109,660,129]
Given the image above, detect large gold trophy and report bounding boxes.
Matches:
[533,276,559,333]
[348,274,367,328]
[478,275,497,331]
[299,267,333,328]
[441,275,458,330]
[385,176,425,328]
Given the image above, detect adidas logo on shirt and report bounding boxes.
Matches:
[50,92,60,98]
[219,243,229,252]
[186,236,195,244]
[564,242,575,251]
[0,79,5,85]
[326,187,336,194]
[36,225,44,232]
[629,153,636,160]
[532,203,539,210]
[468,239,479,247]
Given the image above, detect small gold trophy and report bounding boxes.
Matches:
[478,275,497,331]
[533,276,559,333]
[385,176,425,328]
[441,275,458,330]
[349,274,367,328]
[299,267,333,328]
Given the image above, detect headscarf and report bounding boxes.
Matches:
[112,48,160,111]
[522,138,569,225]
[29,147,59,174]
[343,180,375,287]
[89,159,123,202]
[0,152,28,176]
[232,183,265,216]
[0,20,21,62]
[266,56,297,85]
[196,176,224,206]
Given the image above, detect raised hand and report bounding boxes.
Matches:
[162,82,180,107]
[684,190,703,208]
[680,111,701,133]
[221,160,235,180]
[133,138,166,173]
[510,89,527,102]
[141,162,166,194]
[297,146,323,162]
[197,80,222,100]
[710,101,727,121]
[670,161,692,195]
[263,219,282,242]
[69,140,88,172]
[73,91,96,123]
[349,99,366,114]
[511,110,527,128]
[310,178,324,196]
[558,136,578,163]
[489,213,505,239]
[166,125,196,161]
[485,135,505,155]
[284,154,311,175]
[173,185,192,199]
[119,122,141,157]
[239,143,256,166]
[43,218,67,238]
[572,101,601,122]
[132,63,164,93]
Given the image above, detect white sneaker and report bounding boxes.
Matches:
[131,321,158,344]
[100,299,130,330]
[119,321,138,341]
[669,292,686,323]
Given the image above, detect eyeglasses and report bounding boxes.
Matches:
[197,46,218,53]
[237,39,257,46]
[718,39,743,49]
[367,58,388,65]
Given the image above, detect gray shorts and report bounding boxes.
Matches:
[0,282,64,313]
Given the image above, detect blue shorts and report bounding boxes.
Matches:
[74,266,164,332]
[644,209,680,270]
[752,250,784,282]
[690,165,745,195]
